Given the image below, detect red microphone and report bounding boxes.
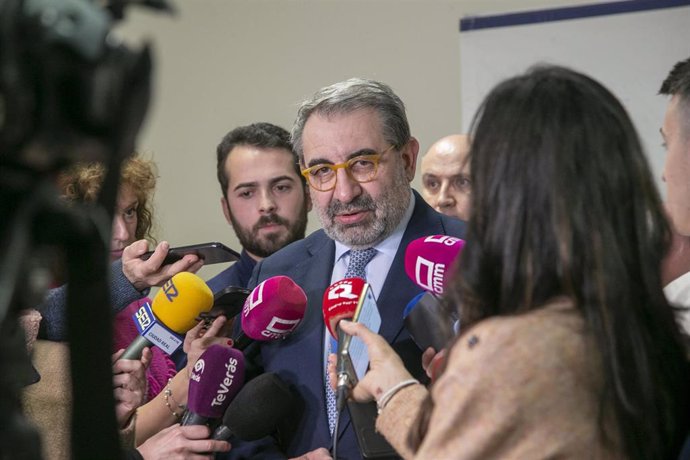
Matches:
[404,235,465,295]
[322,277,370,412]
[233,275,307,349]
[322,277,367,339]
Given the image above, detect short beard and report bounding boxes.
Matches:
[231,206,308,259]
[317,167,410,249]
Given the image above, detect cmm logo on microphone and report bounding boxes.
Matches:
[243,281,265,316]
[414,257,446,295]
[261,316,301,339]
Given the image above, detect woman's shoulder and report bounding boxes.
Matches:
[448,298,588,371]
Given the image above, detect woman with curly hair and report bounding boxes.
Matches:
[59,154,176,402]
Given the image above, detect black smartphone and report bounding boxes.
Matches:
[141,242,240,266]
[347,400,398,459]
[197,286,251,324]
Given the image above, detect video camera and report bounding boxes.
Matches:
[0,1,172,458]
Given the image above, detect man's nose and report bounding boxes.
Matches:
[332,168,361,203]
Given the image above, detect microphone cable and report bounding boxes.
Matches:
[331,405,341,460]
[332,378,350,459]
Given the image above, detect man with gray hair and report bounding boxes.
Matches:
[233,79,466,459]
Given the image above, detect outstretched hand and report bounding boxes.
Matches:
[184,316,232,377]
[136,424,230,460]
[122,240,204,291]
[328,320,414,404]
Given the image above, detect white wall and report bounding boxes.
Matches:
[115,0,614,280]
[459,3,690,196]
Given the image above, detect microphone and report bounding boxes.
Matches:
[211,373,296,441]
[403,235,465,351]
[403,235,465,295]
[120,272,214,360]
[322,277,367,340]
[402,291,453,352]
[322,278,368,410]
[233,276,307,350]
[181,344,245,426]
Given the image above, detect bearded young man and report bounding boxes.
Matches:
[207,122,311,293]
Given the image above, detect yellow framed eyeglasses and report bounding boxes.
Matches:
[300,145,396,192]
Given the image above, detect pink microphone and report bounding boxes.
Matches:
[234,275,307,349]
[404,235,465,295]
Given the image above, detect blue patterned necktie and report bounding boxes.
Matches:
[326,248,378,436]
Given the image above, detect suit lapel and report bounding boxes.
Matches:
[296,233,338,445]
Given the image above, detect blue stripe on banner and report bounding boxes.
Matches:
[460,0,690,32]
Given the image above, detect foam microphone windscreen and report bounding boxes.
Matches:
[322,277,366,339]
[214,373,296,441]
[241,275,307,341]
[151,271,214,333]
[185,345,245,423]
[404,235,465,295]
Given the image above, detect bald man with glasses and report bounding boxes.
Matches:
[227,79,466,460]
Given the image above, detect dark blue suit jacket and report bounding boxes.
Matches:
[235,191,466,459]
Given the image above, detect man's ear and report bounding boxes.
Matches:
[402,137,420,182]
[220,196,233,226]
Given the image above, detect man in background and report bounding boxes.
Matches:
[207,122,311,292]
[420,134,471,221]
[660,56,690,331]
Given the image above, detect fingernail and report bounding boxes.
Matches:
[227,339,234,347]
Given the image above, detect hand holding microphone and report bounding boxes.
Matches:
[327,320,417,410]
[112,347,151,428]
[322,277,375,410]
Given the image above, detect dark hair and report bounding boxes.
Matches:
[660,56,690,99]
[216,122,303,198]
[291,78,410,161]
[412,65,689,459]
[660,56,690,140]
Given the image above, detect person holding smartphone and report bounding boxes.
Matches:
[26,155,206,459]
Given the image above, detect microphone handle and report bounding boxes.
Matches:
[232,332,253,351]
[180,409,209,426]
[211,424,233,441]
[335,325,354,411]
[120,335,152,360]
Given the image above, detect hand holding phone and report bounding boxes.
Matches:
[338,283,381,386]
[141,242,240,266]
